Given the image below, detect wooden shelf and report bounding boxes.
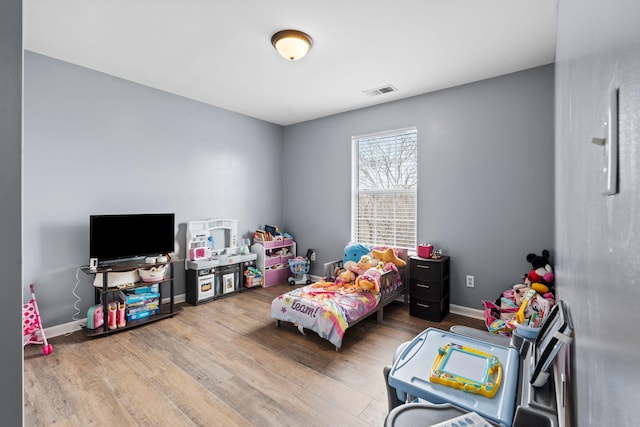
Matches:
[83,258,178,274]
[83,306,182,337]
[83,259,181,337]
[93,276,174,294]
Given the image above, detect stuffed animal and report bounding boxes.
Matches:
[343,243,371,265]
[384,262,398,273]
[525,250,555,294]
[512,283,555,307]
[371,247,407,267]
[343,260,358,274]
[335,269,355,285]
[512,284,531,306]
[353,268,381,294]
[351,255,377,275]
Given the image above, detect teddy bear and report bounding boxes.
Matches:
[524,250,555,294]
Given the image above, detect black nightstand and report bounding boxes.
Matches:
[409,256,450,321]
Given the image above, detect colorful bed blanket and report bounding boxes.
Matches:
[271,282,381,349]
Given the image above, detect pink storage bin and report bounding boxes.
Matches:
[264,266,290,286]
[417,244,433,258]
[265,255,281,267]
[255,239,278,248]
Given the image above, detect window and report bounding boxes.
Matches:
[351,127,417,249]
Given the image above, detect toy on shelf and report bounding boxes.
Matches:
[253,225,293,244]
[244,266,263,288]
[187,219,238,262]
[138,264,167,282]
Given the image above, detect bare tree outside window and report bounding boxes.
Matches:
[351,128,417,249]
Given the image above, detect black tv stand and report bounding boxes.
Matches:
[98,256,149,270]
[82,258,182,337]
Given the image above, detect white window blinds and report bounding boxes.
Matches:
[351,127,417,249]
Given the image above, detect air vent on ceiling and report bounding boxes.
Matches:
[364,84,398,97]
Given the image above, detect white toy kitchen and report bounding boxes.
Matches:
[185,219,258,305]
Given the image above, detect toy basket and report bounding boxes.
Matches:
[288,257,310,275]
[138,264,167,282]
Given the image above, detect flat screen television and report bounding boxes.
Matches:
[90,213,175,265]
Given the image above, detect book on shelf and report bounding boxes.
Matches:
[126,308,160,322]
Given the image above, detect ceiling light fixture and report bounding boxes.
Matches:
[271,29,313,61]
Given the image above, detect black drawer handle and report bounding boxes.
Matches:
[417,302,431,308]
[417,265,431,269]
[417,284,431,289]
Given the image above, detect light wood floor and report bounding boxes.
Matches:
[24,284,485,427]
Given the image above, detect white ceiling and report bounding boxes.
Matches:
[23,0,557,126]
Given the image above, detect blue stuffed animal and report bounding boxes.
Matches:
[343,243,370,265]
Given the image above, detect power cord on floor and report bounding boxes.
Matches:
[66,266,86,336]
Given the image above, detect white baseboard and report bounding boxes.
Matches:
[42,293,187,339]
[43,319,87,339]
[43,294,482,339]
[449,304,484,320]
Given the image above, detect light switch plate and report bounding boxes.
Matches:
[604,88,619,196]
[591,88,619,196]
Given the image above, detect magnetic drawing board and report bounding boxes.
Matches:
[430,342,502,398]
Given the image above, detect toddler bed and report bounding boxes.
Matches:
[271,246,408,350]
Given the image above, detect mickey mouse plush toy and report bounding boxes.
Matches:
[524,249,555,294]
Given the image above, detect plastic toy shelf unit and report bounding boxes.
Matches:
[251,238,296,287]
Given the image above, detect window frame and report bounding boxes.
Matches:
[351,126,417,250]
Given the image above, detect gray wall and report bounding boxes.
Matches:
[555,0,640,425]
[0,1,23,424]
[283,65,555,309]
[23,51,283,328]
[25,53,555,328]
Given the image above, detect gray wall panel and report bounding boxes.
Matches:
[555,0,640,424]
[283,66,555,309]
[23,51,283,328]
[0,0,23,424]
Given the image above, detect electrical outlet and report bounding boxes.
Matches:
[466,275,475,288]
